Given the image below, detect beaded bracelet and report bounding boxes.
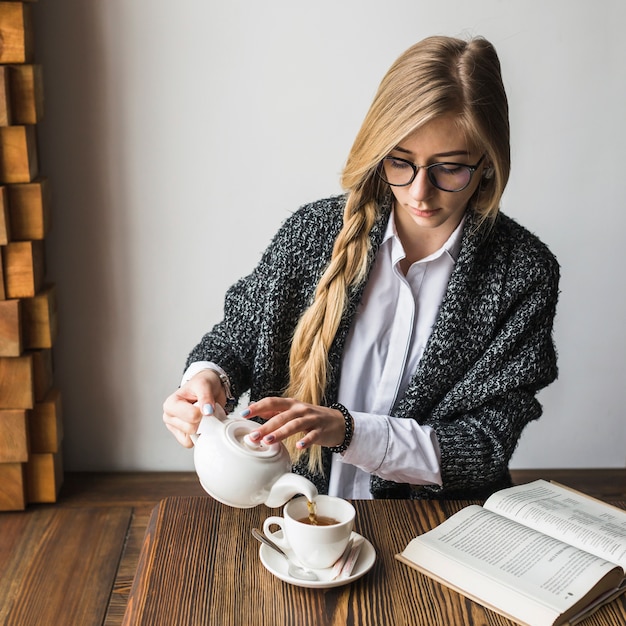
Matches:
[325,403,354,453]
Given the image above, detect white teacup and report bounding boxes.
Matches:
[262,495,355,569]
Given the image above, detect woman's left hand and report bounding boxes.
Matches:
[241,397,346,450]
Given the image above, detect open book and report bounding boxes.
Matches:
[396,480,626,626]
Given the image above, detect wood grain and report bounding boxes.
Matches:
[6,179,50,241]
[7,64,43,125]
[29,387,63,453]
[1,239,45,298]
[0,249,5,299]
[0,353,33,409]
[25,451,64,503]
[0,297,22,356]
[512,468,626,502]
[0,507,132,626]
[0,409,28,462]
[0,184,8,244]
[0,125,38,183]
[30,347,54,402]
[0,462,26,510]
[0,66,10,126]
[122,496,626,626]
[22,284,57,349]
[0,2,34,64]
[1,472,622,625]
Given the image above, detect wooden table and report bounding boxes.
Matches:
[122,496,626,626]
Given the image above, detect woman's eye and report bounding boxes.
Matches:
[437,164,464,176]
[388,158,411,169]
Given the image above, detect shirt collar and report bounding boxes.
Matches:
[383,208,466,265]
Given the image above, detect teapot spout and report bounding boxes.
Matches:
[265,473,319,508]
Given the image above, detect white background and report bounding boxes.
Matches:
[32,1,625,471]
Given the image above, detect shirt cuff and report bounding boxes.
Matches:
[181,361,227,387]
[340,411,389,472]
[341,412,443,486]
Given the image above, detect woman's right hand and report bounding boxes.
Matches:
[162,369,226,447]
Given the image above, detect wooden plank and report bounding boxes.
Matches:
[512,468,626,502]
[0,66,11,126]
[0,185,9,244]
[0,125,39,184]
[0,409,28,462]
[0,297,21,356]
[0,354,33,409]
[121,498,438,626]
[2,240,45,298]
[7,65,43,125]
[0,2,34,64]
[0,244,5,299]
[0,462,26,510]
[26,451,63,503]
[123,496,626,626]
[48,471,626,626]
[6,178,50,241]
[22,284,56,349]
[29,387,63,453]
[0,507,133,625]
[30,347,53,402]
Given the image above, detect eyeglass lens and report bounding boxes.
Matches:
[381,157,472,192]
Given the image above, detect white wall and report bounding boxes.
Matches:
[32,1,626,471]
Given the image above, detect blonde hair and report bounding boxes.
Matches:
[285,36,510,472]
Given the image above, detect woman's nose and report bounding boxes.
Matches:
[408,167,433,201]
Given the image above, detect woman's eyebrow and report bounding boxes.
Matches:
[392,146,471,159]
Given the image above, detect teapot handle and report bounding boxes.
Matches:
[189,404,230,447]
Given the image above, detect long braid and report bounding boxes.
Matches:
[282,35,509,475]
[284,191,379,472]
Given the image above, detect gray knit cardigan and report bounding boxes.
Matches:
[187,195,559,500]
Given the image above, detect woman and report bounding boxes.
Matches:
[163,35,559,500]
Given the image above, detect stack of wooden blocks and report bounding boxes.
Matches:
[0,1,63,510]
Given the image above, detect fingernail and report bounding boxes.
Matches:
[248,431,261,441]
[263,434,275,444]
[296,440,307,449]
[202,403,214,416]
[240,408,251,417]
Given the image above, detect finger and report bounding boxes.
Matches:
[163,392,200,420]
[259,405,344,447]
[257,412,313,445]
[242,396,293,419]
[165,423,194,448]
[165,376,219,416]
[294,427,324,450]
[162,400,201,427]
[187,369,226,411]
[163,409,202,435]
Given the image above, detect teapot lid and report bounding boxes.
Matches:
[225,421,283,459]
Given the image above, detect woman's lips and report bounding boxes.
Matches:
[409,205,440,218]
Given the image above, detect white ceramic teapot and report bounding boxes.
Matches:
[190,403,318,508]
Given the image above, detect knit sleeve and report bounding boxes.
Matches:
[420,225,560,497]
[364,213,560,500]
[184,197,345,401]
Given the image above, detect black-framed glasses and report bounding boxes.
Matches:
[378,154,486,192]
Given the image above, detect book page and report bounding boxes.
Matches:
[400,505,622,621]
[484,480,626,569]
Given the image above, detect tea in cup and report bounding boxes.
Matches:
[262,495,355,569]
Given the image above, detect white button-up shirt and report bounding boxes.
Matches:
[328,211,465,498]
[183,210,464,499]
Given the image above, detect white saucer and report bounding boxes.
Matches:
[259,530,376,589]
